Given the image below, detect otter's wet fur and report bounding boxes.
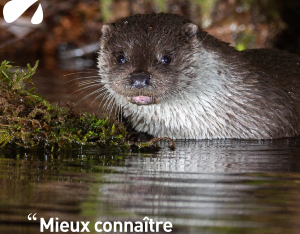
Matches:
[97,13,300,139]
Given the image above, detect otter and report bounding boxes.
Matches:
[97,13,300,139]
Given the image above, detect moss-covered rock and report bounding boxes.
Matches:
[0,61,130,151]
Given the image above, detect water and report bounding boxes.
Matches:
[1,67,300,234]
[1,139,300,234]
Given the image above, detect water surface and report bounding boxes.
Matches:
[1,139,300,234]
[1,66,300,234]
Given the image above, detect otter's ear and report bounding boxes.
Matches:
[101,24,112,36]
[183,23,198,38]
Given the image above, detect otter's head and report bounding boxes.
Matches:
[98,13,204,106]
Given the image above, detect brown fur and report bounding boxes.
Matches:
[97,13,300,139]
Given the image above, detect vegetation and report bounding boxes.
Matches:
[0,60,131,151]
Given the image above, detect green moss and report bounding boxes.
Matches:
[0,61,131,151]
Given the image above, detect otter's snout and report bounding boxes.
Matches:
[129,73,151,89]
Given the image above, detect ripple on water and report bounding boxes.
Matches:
[1,139,300,234]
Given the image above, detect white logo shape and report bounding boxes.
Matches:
[3,0,43,24]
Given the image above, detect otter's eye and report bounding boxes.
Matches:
[161,55,172,65]
[116,54,126,64]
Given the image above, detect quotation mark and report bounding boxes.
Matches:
[28,213,37,220]
[3,0,43,24]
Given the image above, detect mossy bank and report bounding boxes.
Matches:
[0,61,131,152]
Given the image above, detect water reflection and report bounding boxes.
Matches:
[98,139,300,234]
[2,139,300,233]
[32,67,101,115]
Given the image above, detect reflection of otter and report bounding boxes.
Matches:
[98,13,300,139]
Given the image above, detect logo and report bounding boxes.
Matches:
[3,0,43,24]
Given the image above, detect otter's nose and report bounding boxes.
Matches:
[129,73,151,89]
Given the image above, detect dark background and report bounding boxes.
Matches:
[0,0,300,69]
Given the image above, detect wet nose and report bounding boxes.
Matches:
[129,73,151,89]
